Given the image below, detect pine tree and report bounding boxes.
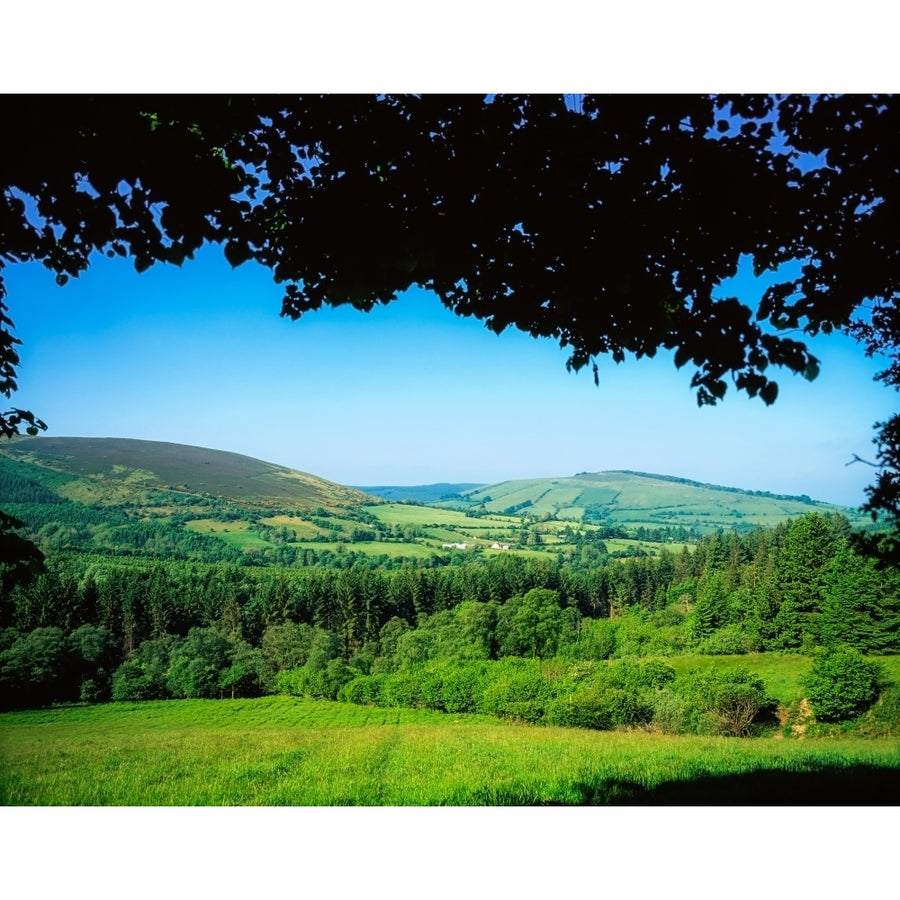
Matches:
[770,514,839,649]
[819,545,900,653]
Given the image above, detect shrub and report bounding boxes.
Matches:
[643,625,689,656]
[672,667,773,736]
[274,666,309,696]
[480,658,548,722]
[380,670,425,708]
[111,661,159,701]
[698,624,760,655]
[568,618,617,660]
[166,628,231,699]
[338,674,385,705]
[600,688,654,728]
[802,646,883,722]
[434,661,489,713]
[611,617,656,658]
[621,659,677,691]
[67,625,120,701]
[545,686,653,731]
[110,636,177,702]
[651,691,686,734]
[545,692,612,730]
[854,684,900,737]
[708,681,771,736]
[0,626,74,708]
[306,658,357,700]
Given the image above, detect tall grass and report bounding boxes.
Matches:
[2,697,897,805]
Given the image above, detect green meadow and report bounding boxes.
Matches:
[2,697,898,805]
[290,540,438,559]
[369,503,521,533]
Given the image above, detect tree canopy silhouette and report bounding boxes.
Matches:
[1,94,897,554]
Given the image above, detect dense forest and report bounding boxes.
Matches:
[2,511,897,733]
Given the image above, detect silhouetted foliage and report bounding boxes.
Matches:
[1,94,897,557]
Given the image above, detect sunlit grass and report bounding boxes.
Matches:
[2,697,897,806]
[290,540,438,558]
[665,653,900,706]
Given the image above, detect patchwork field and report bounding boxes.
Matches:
[446,471,869,533]
[290,540,438,559]
[1,437,876,567]
[368,504,518,529]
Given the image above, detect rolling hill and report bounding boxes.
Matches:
[0,437,386,564]
[0,436,371,509]
[0,437,872,565]
[429,470,870,534]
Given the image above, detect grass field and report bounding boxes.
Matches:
[2,697,898,806]
[290,540,438,559]
[370,503,519,529]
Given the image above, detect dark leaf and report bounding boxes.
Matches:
[223,240,252,268]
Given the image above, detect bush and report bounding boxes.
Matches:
[419,660,488,713]
[545,686,653,731]
[545,692,612,730]
[305,658,358,700]
[112,662,161,701]
[611,617,656,658]
[380,670,425,708]
[643,625,689,656]
[601,688,654,728]
[802,646,883,722]
[698,624,760,655]
[166,628,232,699]
[619,659,677,691]
[672,667,773,736]
[568,619,617,660]
[338,674,385,705]
[651,691,686,734]
[0,627,75,708]
[274,667,310,696]
[854,684,900,737]
[111,636,177,702]
[480,658,548,722]
[67,625,120,702]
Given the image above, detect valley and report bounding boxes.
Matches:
[2,435,898,808]
[0,436,872,567]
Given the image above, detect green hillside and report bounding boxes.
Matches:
[0,436,370,508]
[0,437,387,565]
[0,437,873,566]
[436,470,869,534]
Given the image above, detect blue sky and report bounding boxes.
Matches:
[4,243,892,507]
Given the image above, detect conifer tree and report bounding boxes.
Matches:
[771,514,839,649]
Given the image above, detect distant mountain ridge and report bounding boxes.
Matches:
[354,483,486,503]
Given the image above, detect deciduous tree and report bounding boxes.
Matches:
[1,95,897,553]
